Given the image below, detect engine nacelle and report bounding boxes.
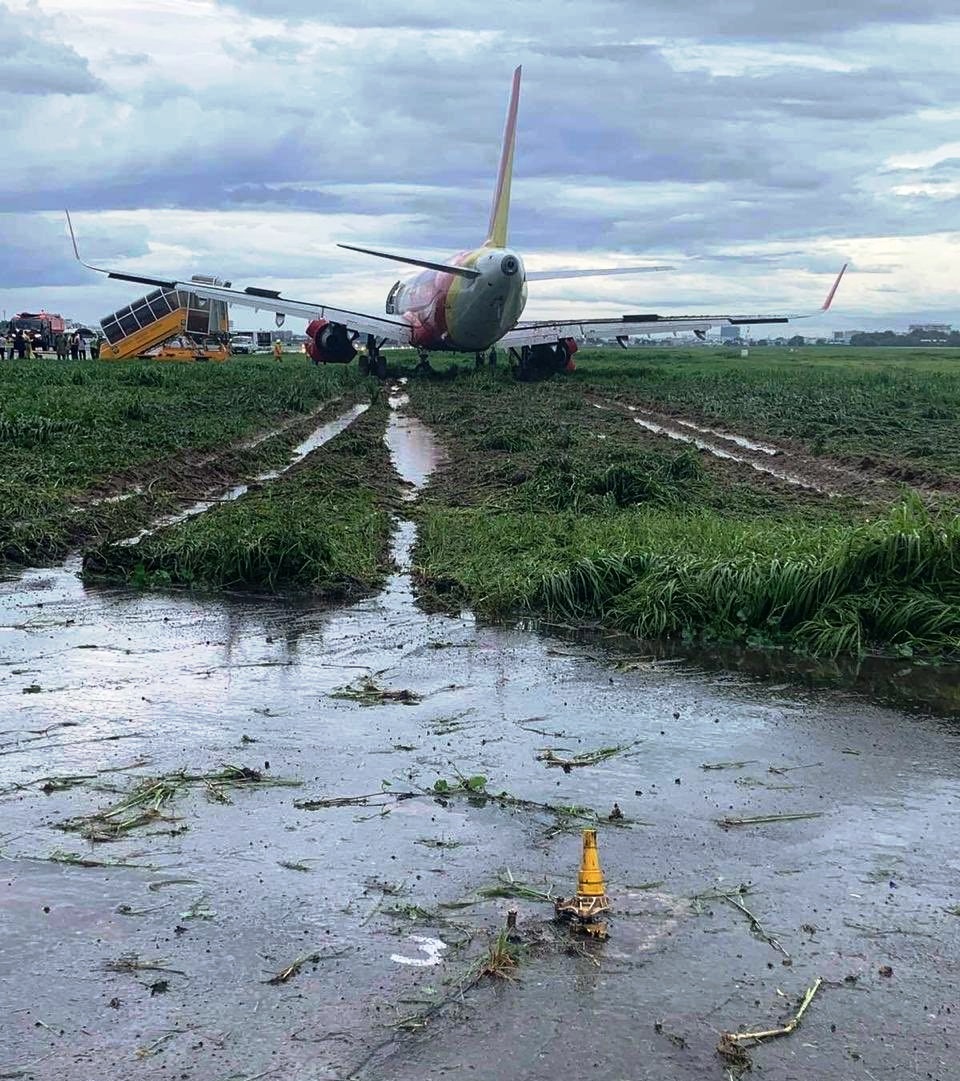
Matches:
[527,338,578,377]
[305,319,357,365]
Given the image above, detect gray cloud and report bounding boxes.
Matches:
[0,3,102,95]
[222,0,955,39]
[3,0,960,326]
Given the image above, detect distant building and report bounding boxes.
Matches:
[909,323,952,335]
[833,330,864,344]
[720,325,742,342]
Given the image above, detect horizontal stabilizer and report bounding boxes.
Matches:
[337,243,481,279]
[527,265,673,281]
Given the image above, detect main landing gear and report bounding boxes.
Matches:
[509,340,574,381]
[474,348,499,370]
[358,334,388,379]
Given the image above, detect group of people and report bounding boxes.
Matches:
[0,329,97,361]
[53,331,92,360]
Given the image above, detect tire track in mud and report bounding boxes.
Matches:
[588,396,928,501]
[81,396,354,508]
[113,402,370,546]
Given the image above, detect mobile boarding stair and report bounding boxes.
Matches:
[98,275,230,361]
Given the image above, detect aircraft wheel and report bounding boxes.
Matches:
[358,353,370,376]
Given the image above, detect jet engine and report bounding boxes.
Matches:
[523,337,578,378]
[305,319,357,364]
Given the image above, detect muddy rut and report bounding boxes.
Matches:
[588,393,956,501]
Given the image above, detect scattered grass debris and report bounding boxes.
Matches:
[701,760,758,771]
[103,954,185,976]
[147,878,199,892]
[179,895,216,921]
[331,677,422,706]
[57,764,300,841]
[692,884,788,957]
[536,742,636,771]
[135,1030,179,1057]
[719,977,823,1066]
[43,850,152,869]
[265,948,348,985]
[477,869,557,904]
[717,812,824,829]
[295,772,635,836]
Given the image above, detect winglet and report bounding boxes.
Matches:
[65,208,85,265]
[820,263,847,311]
[65,209,176,289]
[485,66,521,249]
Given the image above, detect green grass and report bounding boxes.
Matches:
[82,403,397,597]
[409,369,960,660]
[0,356,366,564]
[418,498,960,657]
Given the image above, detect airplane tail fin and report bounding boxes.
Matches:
[485,66,521,249]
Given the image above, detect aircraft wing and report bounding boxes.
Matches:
[499,264,847,347]
[66,211,411,344]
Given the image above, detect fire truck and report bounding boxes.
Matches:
[5,311,67,349]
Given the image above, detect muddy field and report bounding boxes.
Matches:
[2,352,959,1081]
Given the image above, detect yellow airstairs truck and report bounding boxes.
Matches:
[97,276,230,362]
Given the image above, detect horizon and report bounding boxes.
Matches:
[2,0,959,337]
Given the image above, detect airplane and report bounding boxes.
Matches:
[67,66,846,381]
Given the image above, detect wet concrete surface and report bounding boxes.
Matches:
[2,398,959,1081]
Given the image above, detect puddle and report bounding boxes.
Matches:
[384,389,444,499]
[116,402,369,545]
[88,487,143,507]
[674,418,781,456]
[630,417,828,492]
[1,394,959,1081]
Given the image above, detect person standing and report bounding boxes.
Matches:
[0,331,7,360]
[273,338,283,363]
[54,331,66,361]
[79,336,88,360]
[69,332,80,360]
[14,330,26,359]
[25,333,34,360]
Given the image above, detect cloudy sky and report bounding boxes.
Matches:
[2,0,960,334]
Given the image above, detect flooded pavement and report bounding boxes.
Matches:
[2,395,959,1081]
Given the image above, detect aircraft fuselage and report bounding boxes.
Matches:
[386,246,528,352]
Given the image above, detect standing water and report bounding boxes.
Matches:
[0,392,958,1081]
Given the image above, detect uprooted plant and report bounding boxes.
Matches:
[58,764,301,841]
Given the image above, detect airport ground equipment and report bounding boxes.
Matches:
[97,276,229,361]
